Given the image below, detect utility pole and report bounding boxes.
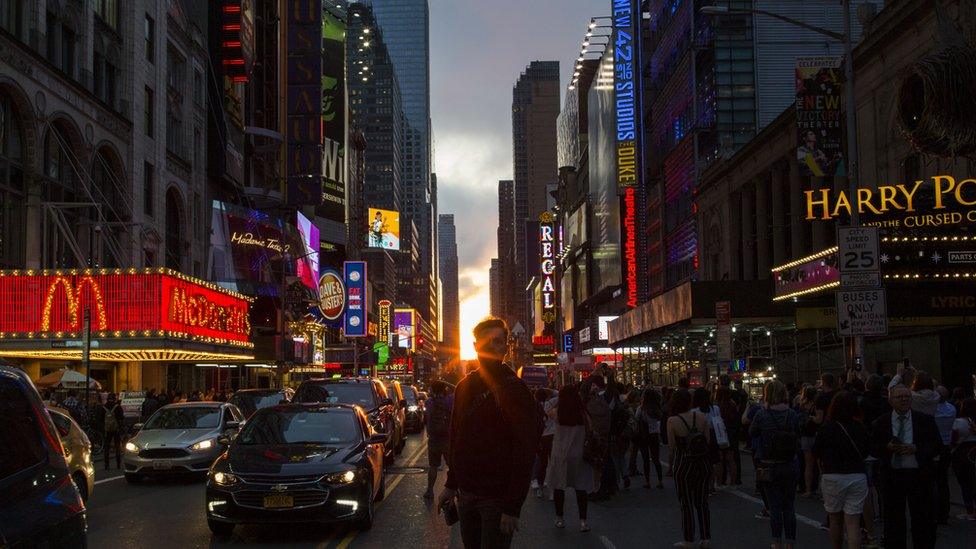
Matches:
[83,307,92,418]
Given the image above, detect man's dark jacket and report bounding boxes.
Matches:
[445,362,543,517]
[869,410,943,477]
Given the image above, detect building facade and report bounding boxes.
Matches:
[437,214,459,365]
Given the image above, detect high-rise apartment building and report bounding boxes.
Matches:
[511,61,560,330]
[496,179,516,326]
[437,214,459,363]
[489,258,502,318]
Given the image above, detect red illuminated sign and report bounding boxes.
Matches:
[532,335,554,346]
[220,1,253,83]
[0,269,252,346]
[623,187,638,308]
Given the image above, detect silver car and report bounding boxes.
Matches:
[123,402,243,482]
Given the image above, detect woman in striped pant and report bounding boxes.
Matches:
[667,388,713,548]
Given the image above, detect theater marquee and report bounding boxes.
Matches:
[0,269,254,362]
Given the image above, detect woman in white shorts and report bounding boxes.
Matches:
[813,391,871,549]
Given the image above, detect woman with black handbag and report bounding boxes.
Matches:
[545,383,596,532]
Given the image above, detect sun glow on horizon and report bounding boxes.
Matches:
[458,266,492,359]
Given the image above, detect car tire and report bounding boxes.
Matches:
[73,471,89,502]
[124,472,142,484]
[208,518,235,537]
[354,480,375,531]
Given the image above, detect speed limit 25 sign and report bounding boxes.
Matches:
[838,227,881,288]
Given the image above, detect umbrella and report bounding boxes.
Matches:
[35,368,102,390]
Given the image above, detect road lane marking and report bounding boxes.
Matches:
[335,442,428,549]
[600,535,618,549]
[94,475,124,485]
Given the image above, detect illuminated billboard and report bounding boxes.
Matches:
[394,308,415,350]
[367,208,400,250]
[285,0,323,206]
[296,212,319,291]
[320,9,347,223]
[539,212,556,330]
[613,0,640,191]
[378,300,392,346]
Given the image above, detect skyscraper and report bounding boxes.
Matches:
[437,214,459,364]
[496,180,516,326]
[489,258,502,318]
[511,61,560,331]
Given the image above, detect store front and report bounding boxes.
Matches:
[0,268,254,392]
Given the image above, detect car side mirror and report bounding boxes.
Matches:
[217,435,232,446]
[224,420,241,431]
[367,433,389,445]
[381,398,394,407]
[133,423,144,432]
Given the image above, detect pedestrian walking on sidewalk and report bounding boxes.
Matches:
[751,380,802,549]
[424,380,453,499]
[814,391,870,549]
[545,383,595,532]
[98,392,124,470]
[667,388,713,548]
[437,318,543,549]
[531,388,557,499]
[633,388,665,489]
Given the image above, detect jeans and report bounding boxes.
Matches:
[457,491,513,549]
[760,463,798,542]
[104,430,121,468]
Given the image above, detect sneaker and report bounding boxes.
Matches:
[530,479,540,490]
[580,520,590,533]
[555,518,565,529]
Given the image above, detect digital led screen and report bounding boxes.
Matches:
[367,208,400,250]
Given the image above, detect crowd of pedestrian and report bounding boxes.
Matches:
[433,316,976,549]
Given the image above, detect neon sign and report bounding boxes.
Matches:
[0,269,252,347]
[623,187,638,307]
[613,0,639,190]
[318,271,345,321]
[539,212,556,318]
[378,300,392,346]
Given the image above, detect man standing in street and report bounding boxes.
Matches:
[98,392,125,470]
[870,385,943,549]
[424,380,454,499]
[437,318,543,549]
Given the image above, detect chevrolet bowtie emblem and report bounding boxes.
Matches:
[271,484,288,492]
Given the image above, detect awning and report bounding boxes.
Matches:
[0,268,254,362]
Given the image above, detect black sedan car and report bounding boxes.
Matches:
[402,385,425,433]
[205,403,388,536]
[228,388,294,418]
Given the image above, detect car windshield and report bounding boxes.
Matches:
[297,383,377,409]
[229,393,285,417]
[237,408,361,445]
[144,407,221,429]
[404,388,418,405]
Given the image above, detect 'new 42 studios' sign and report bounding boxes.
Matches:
[613,0,640,191]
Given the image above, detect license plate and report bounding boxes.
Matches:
[152,460,173,470]
[263,495,294,509]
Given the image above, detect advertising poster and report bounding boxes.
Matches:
[286,0,323,206]
[317,270,344,322]
[612,0,639,191]
[795,56,844,178]
[320,10,347,222]
[343,261,367,337]
[296,212,319,291]
[367,208,400,250]
[394,309,415,350]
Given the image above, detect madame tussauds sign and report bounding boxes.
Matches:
[805,175,976,228]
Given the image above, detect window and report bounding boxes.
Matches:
[93,53,118,109]
[0,380,47,480]
[95,0,118,30]
[143,162,154,216]
[193,69,203,106]
[46,13,57,65]
[167,47,186,95]
[0,94,26,267]
[144,87,154,136]
[193,128,201,168]
[61,26,75,77]
[144,15,155,63]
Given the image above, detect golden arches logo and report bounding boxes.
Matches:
[40,276,108,332]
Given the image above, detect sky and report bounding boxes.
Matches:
[429,0,605,358]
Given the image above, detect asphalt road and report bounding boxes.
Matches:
[85,435,975,548]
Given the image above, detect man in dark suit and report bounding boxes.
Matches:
[870,385,944,549]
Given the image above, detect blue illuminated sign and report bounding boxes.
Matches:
[343,261,367,337]
[612,0,639,190]
[563,332,574,353]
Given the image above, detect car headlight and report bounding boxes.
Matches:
[321,470,357,485]
[191,439,215,451]
[407,405,419,412]
[212,471,239,486]
[125,442,140,453]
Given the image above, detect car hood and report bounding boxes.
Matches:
[132,428,218,448]
[226,443,356,475]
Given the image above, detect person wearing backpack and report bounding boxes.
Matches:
[98,392,125,470]
[667,388,713,548]
[750,380,803,549]
[425,380,454,499]
[813,391,870,549]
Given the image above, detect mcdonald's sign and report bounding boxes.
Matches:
[0,269,253,348]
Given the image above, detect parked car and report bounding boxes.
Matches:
[293,378,401,461]
[228,388,294,418]
[205,403,388,535]
[402,385,425,433]
[379,379,408,454]
[0,364,87,547]
[48,406,96,502]
[122,402,244,482]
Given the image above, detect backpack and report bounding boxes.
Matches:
[428,396,452,438]
[766,410,798,463]
[678,412,709,458]
[610,404,631,437]
[104,404,120,433]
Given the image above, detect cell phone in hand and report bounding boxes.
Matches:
[441,498,459,526]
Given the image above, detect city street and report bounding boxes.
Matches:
[85,435,976,548]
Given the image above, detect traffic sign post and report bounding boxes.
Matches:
[837,226,880,284]
[837,226,883,369]
[836,289,888,337]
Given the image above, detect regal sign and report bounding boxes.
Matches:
[539,212,556,325]
[0,269,252,347]
[805,175,976,228]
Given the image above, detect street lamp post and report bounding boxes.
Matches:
[701,0,864,368]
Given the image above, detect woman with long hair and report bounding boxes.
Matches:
[667,388,713,548]
[633,388,665,489]
[545,383,596,532]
